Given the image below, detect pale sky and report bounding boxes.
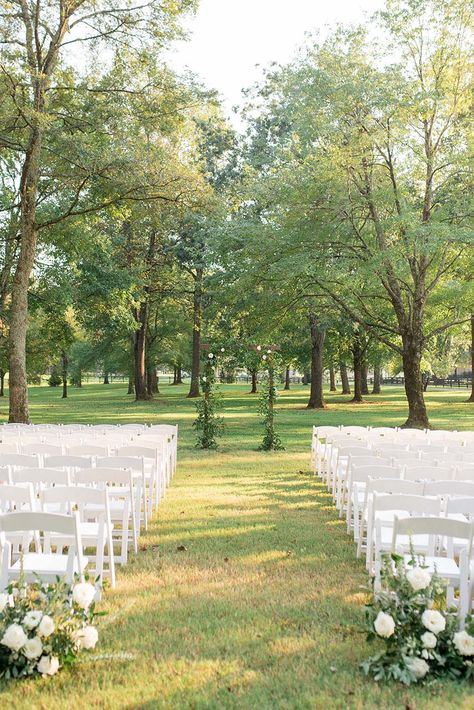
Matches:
[169,0,384,119]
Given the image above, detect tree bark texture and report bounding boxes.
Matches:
[307,314,326,409]
[340,362,351,394]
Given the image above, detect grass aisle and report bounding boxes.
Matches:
[1,383,474,708]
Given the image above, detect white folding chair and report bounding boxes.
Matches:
[391,516,474,619]
[371,495,442,575]
[40,486,115,588]
[356,479,424,561]
[0,511,88,589]
[97,456,147,530]
[346,464,399,537]
[74,467,138,565]
[116,445,163,510]
[11,467,71,495]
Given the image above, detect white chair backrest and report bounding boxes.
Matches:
[20,443,63,456]
[392,515,474,556]
[115,446,158,461]
[404,465,453,482]
[67,444,110,457]
[380,450,417,460]
[0,453,40,469]
[455,465,474,481]
[44,455,93,470]
[423,480,474,497]
[96,456,144,472]
[351,465,399,484]
[349,455,391,469]
[445,497,474,519]
[11,467,71,486]
[374,493,441,516]
[74,467,132,486]
[367,478,424,496]
[0,482,35,512]
[0,443,19,454]
[41,484,109,516]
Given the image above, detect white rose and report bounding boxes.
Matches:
[23,636,43,660]
[220,348,225,352]
[406,656,429,680]
[421,609,446,634]
[262,355,267,360]
[0,593,9,613]
[454,630,474,656]
[406,567,431,592]
[202,376,207,382]
[73,625,98,650]
[23,610,43,630]
[72,582,96,610]
[37,655,60,677]
[1,623,27,651]
[374,611,395,638]
[421,631,437,649]
[37,615,55,638]
[256,345,262,351]
[208,353,214,359]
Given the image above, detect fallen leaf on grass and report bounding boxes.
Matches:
[176,545,187,552]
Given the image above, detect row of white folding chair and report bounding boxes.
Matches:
[360,481,474,569]
[40,485,115,587]
[313,428,474,478]
[378,513,474,620]
[0,470,135,572]
[0,448,164,527]
[0,511,88,590]
[7,463,143,555]
[345,461,460,536]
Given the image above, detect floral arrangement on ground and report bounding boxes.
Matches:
[362,553,474,685]
[0,576,101,680]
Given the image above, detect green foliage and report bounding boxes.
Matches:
[193,353,224,449]
[48,367,62,387]
[257,352,284,451]
[363,553,474,685]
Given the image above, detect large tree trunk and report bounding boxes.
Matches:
[127,375,134,395]
[103,372,110,385]
[350,337,363,403]
[249,368,258,394]
[176,365,183,384]
[284,366,290,390]
[133,301,150,401]
[467,314,474,403]
[0,370,4,397]
[61,351,68,399]
[307,314,326,409]
[188,267,203,398]
[401,334,430,428]
[329,364,337,392]
[146,367,158,396]
[361,362,369,395]
[340,362,351,394]
[302,369,311,385]
[372,362,382,395]
[8,33,63,422]
[171,365,178,385]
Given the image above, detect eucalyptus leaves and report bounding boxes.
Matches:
[193,350,225,449]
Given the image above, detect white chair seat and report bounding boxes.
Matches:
[11,552,88,575]
[402,554,459,580]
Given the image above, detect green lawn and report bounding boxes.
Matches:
[1,383,474,709]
